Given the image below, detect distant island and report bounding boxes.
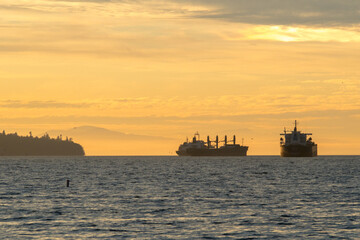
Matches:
[0,131,85,156]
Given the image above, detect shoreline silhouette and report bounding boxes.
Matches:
[0,131,85,156]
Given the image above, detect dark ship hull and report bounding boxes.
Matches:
[177,145,248,156]
[280,144,317,157]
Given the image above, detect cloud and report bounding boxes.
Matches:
[0,100,92,108]
[2,89,360,117]
[172,0,360,26]
[1,0,360,58]
[0,107,359,126]
[6,0,360,27]
[38,0,360,26]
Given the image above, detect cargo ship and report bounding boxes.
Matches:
[176,132,248,156]
[280,120,317,157]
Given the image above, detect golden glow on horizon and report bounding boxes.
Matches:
[1,0,360,155]
[245,26,360,42]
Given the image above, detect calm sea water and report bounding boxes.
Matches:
[0,156,359,239]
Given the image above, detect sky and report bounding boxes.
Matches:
[1,0,360,155]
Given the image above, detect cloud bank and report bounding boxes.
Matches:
[175,0,360,26]
[39,0,360,26]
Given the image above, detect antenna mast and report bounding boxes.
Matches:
[195,131,200,140]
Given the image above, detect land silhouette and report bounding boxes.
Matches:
[0,131,85,156]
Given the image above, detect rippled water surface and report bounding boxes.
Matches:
[0,156,359,239]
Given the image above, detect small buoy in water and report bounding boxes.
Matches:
[66,180,70,187]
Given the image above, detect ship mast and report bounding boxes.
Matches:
[195,131,200,140]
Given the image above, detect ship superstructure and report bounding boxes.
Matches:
[176,132,248,156]
[280,120,317,157]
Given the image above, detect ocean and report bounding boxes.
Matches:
[0,156,359,239]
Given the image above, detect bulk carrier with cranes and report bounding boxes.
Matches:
[176,132,248,156]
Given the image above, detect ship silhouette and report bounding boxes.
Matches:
[176,132,248,156]
[280,121,317,157]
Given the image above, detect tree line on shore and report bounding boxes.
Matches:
[0,131,85,156]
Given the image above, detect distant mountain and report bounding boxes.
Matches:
[45,126,177,155]
[47,126,173,141]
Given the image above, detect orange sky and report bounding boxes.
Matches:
[1,0,360,155]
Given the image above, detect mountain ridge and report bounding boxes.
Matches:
[47,125,173,141]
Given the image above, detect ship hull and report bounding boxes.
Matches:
[177,146,248,156]
[280,144,317,157]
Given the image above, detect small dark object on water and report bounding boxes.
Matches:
[66,180,70,187]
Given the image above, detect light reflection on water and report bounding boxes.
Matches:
[0,156,359,239]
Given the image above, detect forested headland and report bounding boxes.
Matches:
[0,131,85,156]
